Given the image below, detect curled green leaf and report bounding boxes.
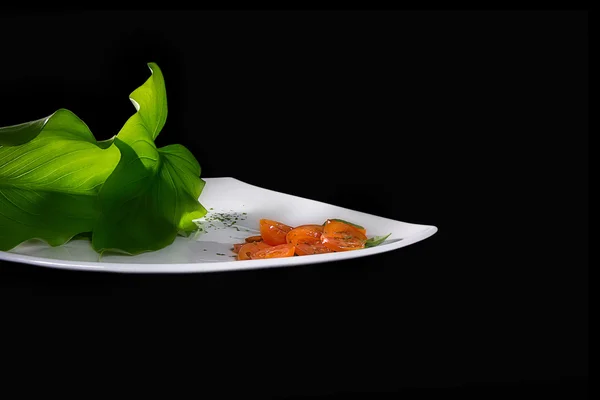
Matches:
[0,109,121,251]
[91,62,207,255]
[0,114,49,146]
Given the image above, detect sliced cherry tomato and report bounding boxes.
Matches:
[321,219,367,252]
[295,242,332,256]
[244,235,263,243]
[286,224,324,247]
[325,219,367,235]
[259,219,293,246]
[232,243,245,254]
[251,243,296,259]
[237,241,272,261]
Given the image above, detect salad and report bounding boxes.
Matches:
[233,218,390,260]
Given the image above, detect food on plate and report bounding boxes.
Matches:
[236,241,273,260]
[232,218,391,260]
[259,219,293,245]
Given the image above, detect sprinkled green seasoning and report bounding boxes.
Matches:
[198,211,249,230]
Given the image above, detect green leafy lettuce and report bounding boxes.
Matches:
[0,62,207,254]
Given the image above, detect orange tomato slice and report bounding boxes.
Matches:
[232,243,245,254]
[295,242,332,256]
[259,219,293,245]
[237,241,272,260]
[251,243,296,259]
[244,235,263,243]
[286,224,324,246]
[327,219,367,235]
[321,219,367,252]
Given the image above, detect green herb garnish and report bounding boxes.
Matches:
[365,233,392,248]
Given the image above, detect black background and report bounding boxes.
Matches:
[0,9,588,399]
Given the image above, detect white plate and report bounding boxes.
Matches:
[0,177,437,273]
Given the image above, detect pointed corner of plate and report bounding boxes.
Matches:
[424,224,439,238]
